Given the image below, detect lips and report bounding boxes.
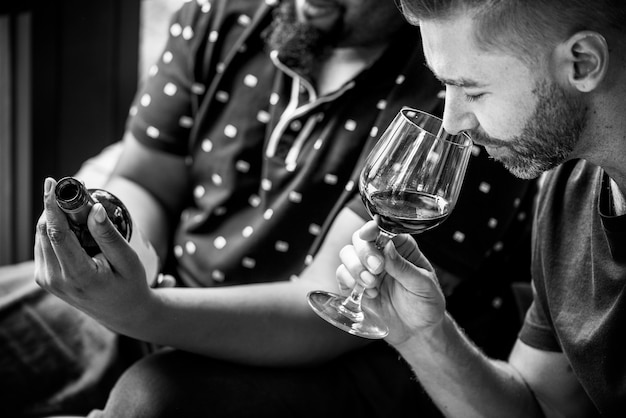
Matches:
[301,0,342,27]
[303,0,339,13]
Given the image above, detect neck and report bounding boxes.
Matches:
[575,78,626,192]
[315,44,386,95]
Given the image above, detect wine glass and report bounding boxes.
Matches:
[307,107,472,339]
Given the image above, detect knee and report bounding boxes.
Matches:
[100,350,190,418]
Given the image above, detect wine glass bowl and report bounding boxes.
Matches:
[308,107,472,339]
[360,108,471,248]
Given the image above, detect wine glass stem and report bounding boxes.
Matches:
[375,230,394,251]
[341,282,365,314]
[338,230,394,321]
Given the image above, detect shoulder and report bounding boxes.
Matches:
[537,159,601,215]
[173,0,273,31]
[164,0,276,74]
[542,159,600,192]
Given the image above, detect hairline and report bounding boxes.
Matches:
[405,8,549,66]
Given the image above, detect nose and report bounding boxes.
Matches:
[441,88,478,135]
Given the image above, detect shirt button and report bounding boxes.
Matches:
[290,120,302,131]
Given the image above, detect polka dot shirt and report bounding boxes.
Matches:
[128,0,536,288]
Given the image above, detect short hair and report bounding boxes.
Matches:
[398,0,626,62]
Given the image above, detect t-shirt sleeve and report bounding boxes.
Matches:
[518,280,562,352]
[128,2,206,156]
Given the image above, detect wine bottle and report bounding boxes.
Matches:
[54,176,160,287]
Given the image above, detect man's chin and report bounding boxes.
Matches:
[482,146,536,179]
[498,157,546,180]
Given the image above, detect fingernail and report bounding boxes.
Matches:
[94,203,107,223]
[367,255,381,271]
[360,271,374,286]
[44,178,53,195]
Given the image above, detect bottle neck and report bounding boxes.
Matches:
[55,177,95,224]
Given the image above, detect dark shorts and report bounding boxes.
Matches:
[90,342,442,418]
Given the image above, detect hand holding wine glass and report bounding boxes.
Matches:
[308,107,472,339]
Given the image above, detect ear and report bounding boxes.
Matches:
[557,31,609,93]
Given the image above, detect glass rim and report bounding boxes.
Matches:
[399,106,472,148]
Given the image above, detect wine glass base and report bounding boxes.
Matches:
[307,291,389,339]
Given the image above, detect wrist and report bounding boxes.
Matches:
[111,287,161,339]
[392,313,454,360]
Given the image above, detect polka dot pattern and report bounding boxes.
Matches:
[128,0,535,287]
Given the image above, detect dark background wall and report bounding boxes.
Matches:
[32,0,140,178]
[0,0,140,264]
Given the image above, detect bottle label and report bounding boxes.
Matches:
[129,228,160,287]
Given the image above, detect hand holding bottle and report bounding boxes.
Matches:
[54,176,160,287]
[34,177,160,333]
[336,220,447,346]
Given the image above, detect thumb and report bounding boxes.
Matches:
[88,203,141,278]
[382,239,435,294]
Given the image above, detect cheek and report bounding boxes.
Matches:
[478,98,534,140]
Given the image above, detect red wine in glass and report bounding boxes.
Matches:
[308,107,472,339]
[363,190,449,235]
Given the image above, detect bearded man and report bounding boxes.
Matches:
[336,0,626,416]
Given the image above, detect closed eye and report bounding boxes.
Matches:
[464,92,485,102]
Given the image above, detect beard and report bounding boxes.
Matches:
[470,80,588,179]
[262,1,339,80]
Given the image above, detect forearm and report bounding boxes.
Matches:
[86,206,366,365]
[115,280,368,366]
[395,313,543,418]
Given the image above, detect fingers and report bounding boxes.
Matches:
[336,221,389,298]
[353,223,385,271]
[357,221,431,272]
[357,220,381,242]
[338,220,436,297]
[42,178,74,251]
[36,178,93,290]
[35,211,62,290]
[38,176,145,291]
[337,241,382,302]
[341,238,379,282]
[336,264,379,299]
[155,274,177,288]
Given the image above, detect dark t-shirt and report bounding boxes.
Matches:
[519,159,626,416]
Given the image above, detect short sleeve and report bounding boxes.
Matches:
[128,2,208,155]
[518,281,562,352]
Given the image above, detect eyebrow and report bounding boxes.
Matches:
[424,62,486,88]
